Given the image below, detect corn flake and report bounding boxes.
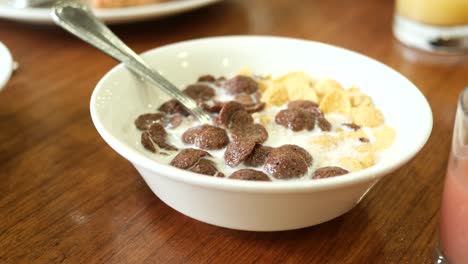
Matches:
[373,125,396,151]
[309,134,341,149]
[357,144,377,152]
[356,126,395,152]
[275,72,318,103]
[319,90,351,115]
[275,71,310,84]
[338,130,368,141]
[339,157,363,171]
[313,78,344,96]
[256,79,273,93]
[261,82,289,106]
[359,152,375,169]
[237,67,253,77]
[346,87,372,107]
[351,105,384,127]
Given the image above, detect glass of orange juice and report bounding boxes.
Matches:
[436,87,468,263]
[393,0,468,52]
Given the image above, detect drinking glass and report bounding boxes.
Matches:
[435,87,468,263]
[393,0,468,53]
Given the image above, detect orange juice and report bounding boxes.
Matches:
[396,0,468,26]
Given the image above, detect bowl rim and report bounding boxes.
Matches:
[90,35,433,193]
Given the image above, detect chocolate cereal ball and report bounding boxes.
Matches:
[230,169,271,181]
[264,144,313,179]
[223,75,258,95]
[312,166,349,179]
[275,108,315,132]
[182,125,229,150]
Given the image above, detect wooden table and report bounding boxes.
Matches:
[1,0,467,262]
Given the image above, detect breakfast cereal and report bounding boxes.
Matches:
[133,69,396,181]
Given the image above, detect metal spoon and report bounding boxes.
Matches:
[51,0,211,124]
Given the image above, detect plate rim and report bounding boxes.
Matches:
[0,0,222,24]
[0,42,13,91]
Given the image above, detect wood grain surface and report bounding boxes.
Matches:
[1,0,467,263]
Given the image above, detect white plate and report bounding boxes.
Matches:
[0,42,13,91]
[0,0,222,24]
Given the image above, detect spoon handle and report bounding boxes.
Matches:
[51,0,211,124]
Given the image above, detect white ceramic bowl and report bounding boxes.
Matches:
[90,36,432,231]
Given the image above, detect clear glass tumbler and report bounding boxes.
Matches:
[435,87,468,264]
[393,0,468,53]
